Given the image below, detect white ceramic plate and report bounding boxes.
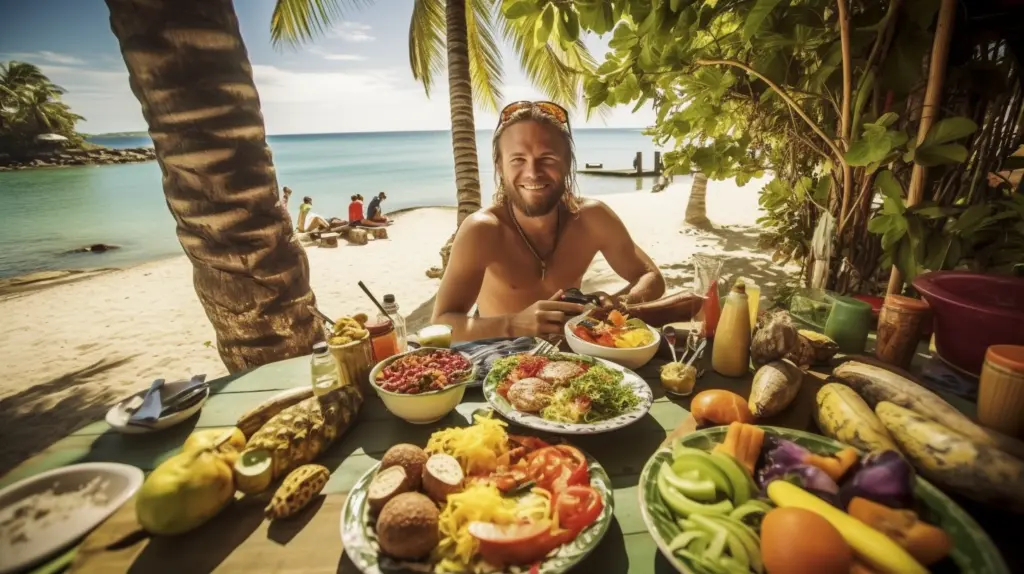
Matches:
[483,352,653,435]
[0,463,144,574]
[105,379,210,434]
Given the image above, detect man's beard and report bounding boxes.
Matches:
[504,178,566,217]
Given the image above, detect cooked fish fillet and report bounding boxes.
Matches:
[538,361,585,386]
[506,378,554,412]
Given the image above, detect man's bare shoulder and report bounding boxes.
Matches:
[453,209,504,246]
[575,198,622,225]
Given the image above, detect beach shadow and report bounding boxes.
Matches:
[267,495,326,545]
[0,356,138,477]
[127,498,265,574]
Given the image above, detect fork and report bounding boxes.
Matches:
[530,339,557,356]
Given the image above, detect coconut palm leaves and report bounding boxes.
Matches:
[0,61,83,137]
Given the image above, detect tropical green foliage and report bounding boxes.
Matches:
[506,0,1022,291]
[269,0,601,114]
[0,61,84,153]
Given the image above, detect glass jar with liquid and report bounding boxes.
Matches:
[310,341,340,396]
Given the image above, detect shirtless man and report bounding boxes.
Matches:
[432,101,666,342]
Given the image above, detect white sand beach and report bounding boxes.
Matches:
[0,177,783,475]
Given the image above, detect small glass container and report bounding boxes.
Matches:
[660,362,697,396]
[310,342,340,397]
[875,295,931,369]
[367,318,399,363]
[824,294,872,354]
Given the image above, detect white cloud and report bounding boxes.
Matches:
[306,47,366,62]
[4,51,86,66]
[328,21,375,43]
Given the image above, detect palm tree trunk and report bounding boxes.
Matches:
[106,0,319,373]
[685,172,711,227]
[446,0,482,226]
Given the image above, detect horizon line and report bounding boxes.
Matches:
[87,126,652,138]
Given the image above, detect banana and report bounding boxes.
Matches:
[671,447,734,499]
[768,481,926,574]
[657,465,734,517]
[709,451,753,505]
[815,383,898,453]
[876,401,1024,512]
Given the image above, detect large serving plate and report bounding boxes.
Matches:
[638,426,1009,574]
[340,445,615,573]
[482,352,653,435]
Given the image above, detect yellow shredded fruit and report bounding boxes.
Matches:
[433,484,518,573]
[425,415,509,475]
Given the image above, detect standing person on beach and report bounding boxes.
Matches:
[366,192,389,223]
[431,101,666,341]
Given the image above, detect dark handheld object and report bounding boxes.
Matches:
[560,288,601,306]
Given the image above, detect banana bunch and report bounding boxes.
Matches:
[329,313,369,345]
[656,444,771,573]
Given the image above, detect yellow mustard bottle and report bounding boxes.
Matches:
[712,282,751,377]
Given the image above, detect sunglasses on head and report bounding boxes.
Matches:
[498,100,570,128]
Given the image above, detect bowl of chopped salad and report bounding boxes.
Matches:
[370,347,477,424]
[564,309,661,369]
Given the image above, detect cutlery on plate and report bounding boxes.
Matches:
[128,378,165,425]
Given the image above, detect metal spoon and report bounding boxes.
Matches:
[662,326,678,363]
[307,305,336,329]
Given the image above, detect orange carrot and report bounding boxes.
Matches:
[848,497,953,566]
[804,447,860,481]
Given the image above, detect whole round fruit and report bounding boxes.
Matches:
[136,448,235,535]
[761,507,853,574]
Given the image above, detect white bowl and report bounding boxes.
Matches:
[0,463,144,574]
[564,315,661,369]
[368,347,475,424]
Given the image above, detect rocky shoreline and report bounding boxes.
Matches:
[0,147,157,171]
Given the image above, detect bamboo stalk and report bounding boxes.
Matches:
[837,0,855,232]
[886,0,957,295]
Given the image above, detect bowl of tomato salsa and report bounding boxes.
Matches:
[369,347,476,424]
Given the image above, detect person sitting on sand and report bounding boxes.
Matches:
[298,196,330,233]
[348,195,364,223]
[431,100,666,341]
[366,192,390,224]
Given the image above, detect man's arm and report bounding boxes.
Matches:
[589,201,666,304]
[431,214,515,341]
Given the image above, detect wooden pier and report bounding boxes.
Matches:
[575,151,664,178]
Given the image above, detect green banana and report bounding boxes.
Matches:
[709,452,753,505]
[658,466,734,517]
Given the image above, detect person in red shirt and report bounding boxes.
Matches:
[348,195,364,223]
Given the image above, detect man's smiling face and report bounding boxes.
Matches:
[497,120,570,217]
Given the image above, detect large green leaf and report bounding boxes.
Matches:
[875,170,904,204]
[407,0,445,97]
[270,0,371,48]
[952,204,992,235]
[535,4,556,44]
[743,0,784,41]
[868,214,894,234]
[922,117,978,147]
[895,236,919,281]
[914,143,969,166]
[502,0,537,19]
[465,0,506,112]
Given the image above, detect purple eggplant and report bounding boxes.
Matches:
[839,450,915,510]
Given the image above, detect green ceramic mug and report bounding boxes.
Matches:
[824,294,873,354]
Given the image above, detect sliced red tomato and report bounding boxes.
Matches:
[595,332,616,348]
[554,445,589,488]
[469,520,556,566]
[554,485,604,534]
[497,379,514,399]
[508,434,551,454]
[572,325,596,343]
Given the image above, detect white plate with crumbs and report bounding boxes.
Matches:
[0,463,144,574]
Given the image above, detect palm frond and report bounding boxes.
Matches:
[465,0,504,112]
[498,11,609,121]
[270,0,375,49]
[408,0,446,96]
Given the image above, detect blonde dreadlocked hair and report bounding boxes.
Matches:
[491,106,581,215]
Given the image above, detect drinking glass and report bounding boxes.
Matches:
[693,254,724,338]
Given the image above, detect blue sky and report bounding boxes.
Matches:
[0,0,656,135]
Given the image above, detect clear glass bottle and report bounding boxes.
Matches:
[310,341,340,396]
[382,294,407,352]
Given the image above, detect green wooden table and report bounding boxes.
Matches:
[3,348,1017,573]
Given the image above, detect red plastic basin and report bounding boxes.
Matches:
[913,271,1024,375]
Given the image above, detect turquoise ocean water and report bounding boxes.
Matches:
[0,129,662,279]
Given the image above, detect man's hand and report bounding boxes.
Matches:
[589,290,629,312]
[511,289,585,336]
